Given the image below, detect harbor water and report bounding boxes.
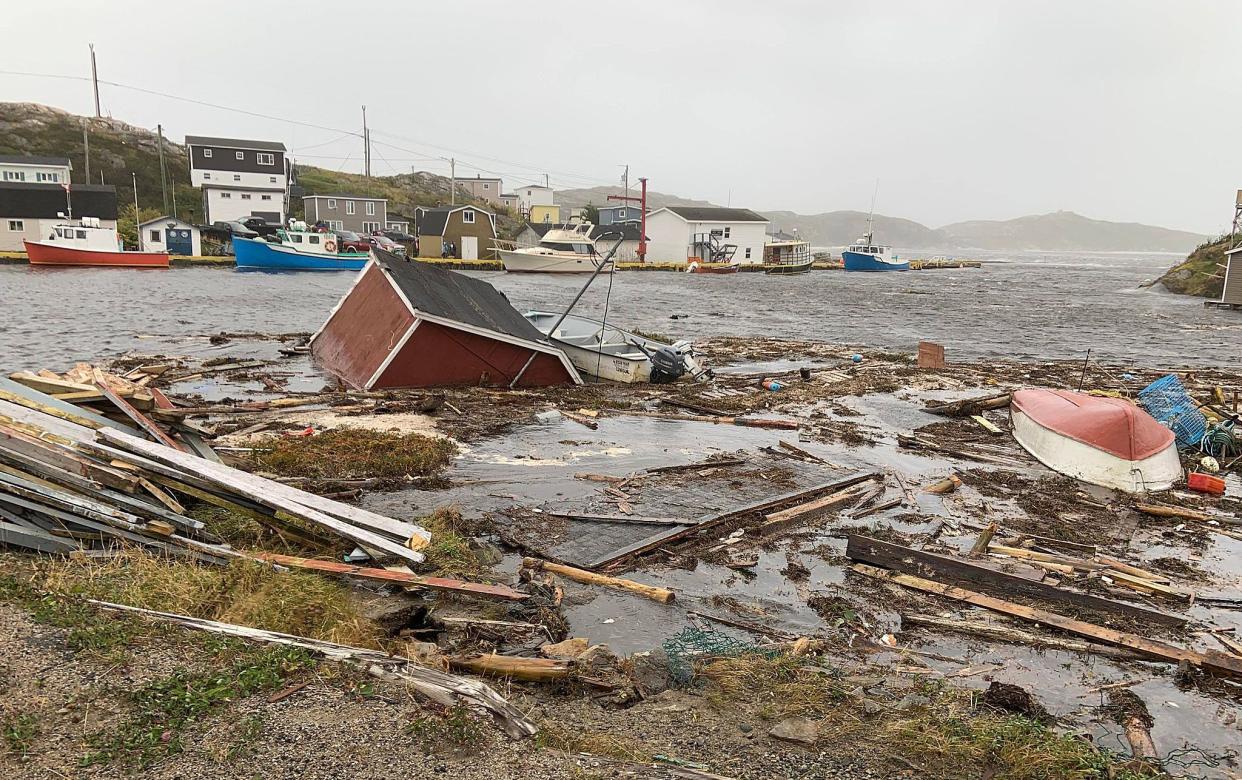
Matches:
[0,250,1236,369]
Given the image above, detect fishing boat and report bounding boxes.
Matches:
[498,223,613,274]
[686,260,740,274]
[842,189,908,271]
[523,311,709,384]
[24,217,169,268]
[763,233,813,274]
[233,230,369,271]
[1010,388,1181,493]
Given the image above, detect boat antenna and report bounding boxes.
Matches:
[508,232,624,389]
[865,179,878,245]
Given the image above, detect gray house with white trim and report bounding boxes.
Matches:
[303,194,388,234]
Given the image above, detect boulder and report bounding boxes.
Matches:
[769,717,818,746]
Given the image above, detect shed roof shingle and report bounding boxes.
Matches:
[184,135,287,152]
[0,155,72,167]
[664,206,767,222]
[0,183,117,220]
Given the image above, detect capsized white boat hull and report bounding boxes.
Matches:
[1011,407,1181,493]
[498,249,610,274]
[523,311,709,384]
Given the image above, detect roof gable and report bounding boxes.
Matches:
[662,206,767,223]
[184,135,287,152]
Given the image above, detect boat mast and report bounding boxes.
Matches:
[865,179,878,245]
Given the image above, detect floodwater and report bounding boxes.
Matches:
[2,249,1240,370]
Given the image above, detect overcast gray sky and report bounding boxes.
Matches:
[3,0,1236,233]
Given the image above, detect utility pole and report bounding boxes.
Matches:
[361,105,370,178]
[82,120,91,183]
[623,164,629,197]
[606,176,648,262]
[89,44,101,118]
[132,172,141,250]
[543,173,549,188]
[156,124,169,215]
[450,157,456,205]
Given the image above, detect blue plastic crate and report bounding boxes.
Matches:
[1137,374,1206,450]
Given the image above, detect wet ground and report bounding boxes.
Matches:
[3,249,1240,369]
[4,252,1242,775]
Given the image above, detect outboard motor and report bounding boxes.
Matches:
[647,340,715,384]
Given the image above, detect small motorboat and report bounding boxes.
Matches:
[842,202,908,271]
[524,310,709,384]
[233,229,368,271]
[1010,388,1181,493]
[498,223,613,274]
[686,260,740,274]
[764,257,813,275]
[24,217,169,268]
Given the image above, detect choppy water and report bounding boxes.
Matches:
[1,250,1238,370]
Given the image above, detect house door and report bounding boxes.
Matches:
[461,236,478,260]
[165,228,193,255]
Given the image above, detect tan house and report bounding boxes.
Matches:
[415,205,498,260]
[454,175,504,208]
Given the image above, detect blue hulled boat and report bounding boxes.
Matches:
[233,233,369,271]
[842,189,908,271]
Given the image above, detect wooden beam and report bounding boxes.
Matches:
[256,552,527,601]
[0,376,139,433]
[549,512,685,526]
[762,483,873,528]
[447,654,571,682]
[92,369,185,451]
[524,557,674,603]
[845,534,1185,628]
[856,564,1242,677]
[1134,503,1210,522]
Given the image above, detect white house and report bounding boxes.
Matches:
[185,135,290,224]
[643,206,769,264]
[0,155,72,185]
[515,184,554,213]
[0,182,116,252]
[138,216,201,256]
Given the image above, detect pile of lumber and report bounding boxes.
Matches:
[0,368,430,564]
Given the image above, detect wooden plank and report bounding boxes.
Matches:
[971,415,1003,435]
[0,519,80,553]
[645,458,746,474]
[549,512,686,526]
[92,370,185,451]
[763,482,875,526]
[88,600,538,739]
[8,371,109,397]
[138,477,186,514]
[97,428,428,546]
[150,388,223,464]
[854,564,1242,678]
[851,497,902,519]
[1134,503,1210,522]
[255,553,527,601]
[845,534,1186,628]
[0,377,140,434]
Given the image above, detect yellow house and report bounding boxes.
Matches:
[529,204,562,224]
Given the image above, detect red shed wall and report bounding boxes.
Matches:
[374,320,574,388]
[310,265,415,389]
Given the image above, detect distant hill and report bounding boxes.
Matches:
[760,210,943,248]
[939,211,1209,252]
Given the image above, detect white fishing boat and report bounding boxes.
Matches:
[498,223,614,274]
[1010,389,1181,493]
[523,311,709,384]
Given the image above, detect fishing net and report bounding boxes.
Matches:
[1137,375,1207,450]
[1201,421,1242,460]
[662,626,761,685]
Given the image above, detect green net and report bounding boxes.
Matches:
[662,625,761,685]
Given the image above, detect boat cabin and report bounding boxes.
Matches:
[44,217,121,251]
[846,242,890,256]
[278,229,337,256]
[539,224,597,255]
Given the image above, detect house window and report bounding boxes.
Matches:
[261,194,272,201]
[724,227,731,238]
[257,153,274,165]
[203,172,211,180]
[36,172,60,182]
[346,201,355,215]
[330,220,343,230]
[203,149,213,158]
[327,199,337,209]
[241,193,251,200]
[235,151,244,160]
[483,183,489,190]
[7,220,23,231]
[150,230,160,242]
[220,192,232,199]
[3,171,25,181]
[269,176,277,184]
[233,175,241,181]
[362,221,380,232]
[617,209,626,218]
[365,202,375,216]
[744,247,751,259]
[462,210,475,224]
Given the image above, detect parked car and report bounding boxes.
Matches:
[212,220,259,239]
[235,216,280,237]
[334,230,371,254]
[369,232,404,255]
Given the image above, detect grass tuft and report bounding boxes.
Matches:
[249,429,456,486]
[535,721,652,762]
[41,551,380,648]
[418,506,481,577]
[85,645,314,768]
[1,713,40,757]
[405,705,487,754]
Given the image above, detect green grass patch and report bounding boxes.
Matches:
[84,645,315,768]
[249,429,456,486]
[418,507,481,577]
[0,572,142,660]
[1158,234,1230,298]
[405,705,486,754]
[2,713,40,757]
